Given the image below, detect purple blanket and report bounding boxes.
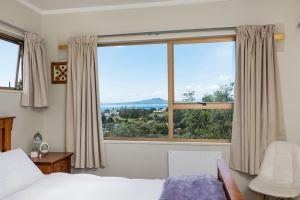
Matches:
[159,175,226,200]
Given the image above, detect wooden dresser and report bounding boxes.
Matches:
[0,115,15,152]
[30,152,73,174]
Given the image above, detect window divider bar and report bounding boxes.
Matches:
[172,36,235,45]
[97,35,235,47]
[173,103,233,110]
[14,45,22,88]
[167,42,174,139]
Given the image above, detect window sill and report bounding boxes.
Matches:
[104,138,231,146]
[0,89,23,93]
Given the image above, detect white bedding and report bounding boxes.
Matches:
[3,173,164,200]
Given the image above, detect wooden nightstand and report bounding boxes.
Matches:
[30,152,73,174]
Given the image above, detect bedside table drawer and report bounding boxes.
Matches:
[53,159,70,173]
[30,152,73,174]
[0,120,4,128]
[37,164,53,174]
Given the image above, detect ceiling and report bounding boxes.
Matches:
[16,0,228,14]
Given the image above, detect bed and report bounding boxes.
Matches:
[0,120,244,200]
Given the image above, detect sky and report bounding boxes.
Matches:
[0,39,234,101]
[0,39,20,88]
[98,41,235,104]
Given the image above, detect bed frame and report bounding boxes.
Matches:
[217,160,244,200]
[0,116,244,200]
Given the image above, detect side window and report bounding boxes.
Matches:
[0,34,23,90]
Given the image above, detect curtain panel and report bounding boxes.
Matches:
[66,36,105,168]
[21,33,48,108]
[230,25,286,175]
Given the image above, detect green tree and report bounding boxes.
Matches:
[202,82,234,102]
[101,114,107,123]
[174,82,234,139]
[102,82,234,139]
[182,90,196,102]
[201,94,214,102]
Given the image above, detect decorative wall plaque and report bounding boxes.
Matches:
[51,62,67,84]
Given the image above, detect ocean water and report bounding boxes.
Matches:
[100,103,167,112]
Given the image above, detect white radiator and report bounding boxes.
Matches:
[168,150,222,177]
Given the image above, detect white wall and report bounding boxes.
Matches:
[0,0,43,151]
[40,1,300,199]
[0,0,41,33]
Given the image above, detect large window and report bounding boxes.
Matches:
[98,36,235,142]
[0,33,23,90]
[98,44,168,139]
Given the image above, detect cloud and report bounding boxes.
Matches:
[218,75,232,82]
[197,84,219,95]
[179,84,220,98]
[184,85,193,90]
[195,84,218,92]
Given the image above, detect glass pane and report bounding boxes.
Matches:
[0,39,20,88]
[98,44,168,138]
[174,109,233,139]
[174,41,235,103]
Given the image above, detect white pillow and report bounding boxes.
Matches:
[0,148,44,199]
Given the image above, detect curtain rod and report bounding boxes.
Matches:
[58,26,236,49]
[96,26,236,38]
[58,26,285,50]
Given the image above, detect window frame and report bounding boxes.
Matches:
[0,32,24,91]
[98,35,235,142]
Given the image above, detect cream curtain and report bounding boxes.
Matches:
[21,33,48,107]
[66,36,105,168]
[230,25,286,175]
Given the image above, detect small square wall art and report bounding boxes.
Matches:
[51,62,67,84]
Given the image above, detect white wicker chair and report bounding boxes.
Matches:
[249,141,300,199]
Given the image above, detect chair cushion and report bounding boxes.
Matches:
[249,141,300,198]
[249,176,300,198]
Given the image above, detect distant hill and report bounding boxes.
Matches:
[104,98,167,105]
